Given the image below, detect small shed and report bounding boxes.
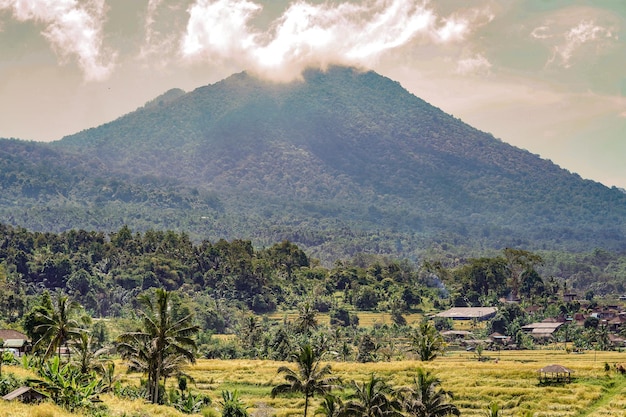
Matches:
[487,332,511,347]
[2,386,47,403]
[538,364,574,383]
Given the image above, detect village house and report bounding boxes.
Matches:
[0,329,30,357]
[435,307,497,321]
[521,321,564,340]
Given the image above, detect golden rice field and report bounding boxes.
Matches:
[264,311,425,327]
[2,349,626,417]
[178,350,626,417]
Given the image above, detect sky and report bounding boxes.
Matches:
[1,0,625,189]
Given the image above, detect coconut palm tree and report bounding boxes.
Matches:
[400,368,459,417]
[316,394,347,417]
[410,320,446,362]
[271,343,339,417]
[116,288,199,404]
[344,374,403,417]
[296,302,319,335]
[33,294,84,360]
[69,331,110,375]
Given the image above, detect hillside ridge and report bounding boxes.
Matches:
[0,66,624,260]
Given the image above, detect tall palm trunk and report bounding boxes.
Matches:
[153,364,160,404]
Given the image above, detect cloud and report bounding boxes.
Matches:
[182,0,260,58]
[530,26,550,40]
[180,0,485,81]
[533,20,618,69]
[456,53,491,75]
[555,21,616,68]
[0,0,116,81]
[142,0,164,55]
[139,0,189,67]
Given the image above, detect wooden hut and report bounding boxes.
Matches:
[2,386,46,403]
[538,364,574,383]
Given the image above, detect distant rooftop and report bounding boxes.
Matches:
[436,307,497,320]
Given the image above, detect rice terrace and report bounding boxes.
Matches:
[2,346,626,417]
[3,1,626,417]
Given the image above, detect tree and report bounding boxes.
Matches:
[69,332,110,375]
[296,302,319,335]
[116,288,199,404]
[504,248,543,300]
[0,339,4,377]
[238,314,262,356]
[410,320,446,361]
[357,334,378,363]
[28,355,102,411]
[316,394,347,417]
[271,343,339,417]
[399,368,459,417]
[344,374,403,417]
[33,294,84,360]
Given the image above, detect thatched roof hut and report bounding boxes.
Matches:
[538,364,574,383]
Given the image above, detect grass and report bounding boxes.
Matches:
[2,350,626,416]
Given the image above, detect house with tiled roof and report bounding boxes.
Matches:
[0,329,30,357]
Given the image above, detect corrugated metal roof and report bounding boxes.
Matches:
[522,322,563,331]
[436,307,497,319]
[2,387,33,401]
[2,339,26,348]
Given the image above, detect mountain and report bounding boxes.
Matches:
[1,66,626,261]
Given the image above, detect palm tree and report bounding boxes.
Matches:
[33,294,84,360]
[116,288,199,404]
[296,302,319,335]
[410,320,446,362]
[69,331,110,375]
[316,394,347,417]
[271,343,339,417]
[400,368,459,417]
[344,374,403,417]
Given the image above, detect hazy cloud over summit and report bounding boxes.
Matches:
[1,0,626,188]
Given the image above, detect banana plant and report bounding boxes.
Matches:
[28,356,103,411]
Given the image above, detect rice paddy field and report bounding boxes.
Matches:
[2,350,626,416]
[180,350,626,417]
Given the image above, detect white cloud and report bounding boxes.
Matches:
[534,20,618,69]
[457,53,491,75]
[0,0,115,81]
[182,0,260,58]
[141,0,164,57]
[530,26,550,40]
[556,21,615,68]
[139,0,188,67]
[180,0,486,81]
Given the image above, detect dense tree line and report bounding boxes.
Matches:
[1,222,624,415]
[1,223,625,361]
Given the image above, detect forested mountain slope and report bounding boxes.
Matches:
[1,66,625,260]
